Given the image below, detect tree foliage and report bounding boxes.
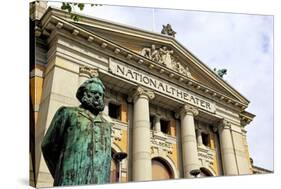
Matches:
[60,2,101,21]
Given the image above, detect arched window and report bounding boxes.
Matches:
[152,157,173,180]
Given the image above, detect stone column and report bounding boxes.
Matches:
[153,115,161,132]
[196,129,203,146]
[132,86,155,181]
[218,120,238,175]
[180,104,200,178]
[103,100,109,115]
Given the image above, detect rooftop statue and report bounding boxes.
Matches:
[41,77,112,186]
[214,68,227,78]
[161,24,176,37]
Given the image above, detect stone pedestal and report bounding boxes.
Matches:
[180,104,200,178]
[132,87,155,181]
[218,120,238,175]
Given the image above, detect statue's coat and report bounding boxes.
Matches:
[41,106,112,186]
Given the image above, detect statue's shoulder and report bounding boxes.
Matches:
[99,112,112,124]
[56,106,81,115]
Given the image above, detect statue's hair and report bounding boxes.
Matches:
[76,77,105,102]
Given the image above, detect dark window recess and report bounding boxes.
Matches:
[202,133,210,147]
[160,119,170,134]
[109,103,121,120]
[150,115,154,130]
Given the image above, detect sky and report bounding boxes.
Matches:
[48,1,274,171]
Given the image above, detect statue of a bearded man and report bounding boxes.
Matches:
[41,77,111,186]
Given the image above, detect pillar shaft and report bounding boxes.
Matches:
[196,129,203,146]
[132,87,154,181]
[180,104,200,178]
[218,120,238,175]
[153,115,161,132]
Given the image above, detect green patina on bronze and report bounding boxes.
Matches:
[41,78,112,186]
[213,68,227,78]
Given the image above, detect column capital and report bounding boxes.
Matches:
[180,104,199,117]
[79,66,99,78]
[219,119,231,130]
[153,114,161,120]
[133,86,155,101]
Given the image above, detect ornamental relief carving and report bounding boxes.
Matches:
[197,146,216,173]
[111,123,125,142]
[140,45,191,77]
[150,131,173,156]
[79,66,99,78]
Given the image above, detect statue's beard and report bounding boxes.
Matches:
[81,95,105,114]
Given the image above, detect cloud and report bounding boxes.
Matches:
[150,10,273,170]
[177,12,274,170]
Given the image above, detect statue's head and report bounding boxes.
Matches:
[76,77,105,114]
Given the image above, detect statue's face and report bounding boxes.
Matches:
[81,83,105,113]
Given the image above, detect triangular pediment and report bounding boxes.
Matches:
[45,7,249,105]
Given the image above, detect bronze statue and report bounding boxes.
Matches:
[161,24,176,37]
[41,77,112,186]
[214,68,227,78]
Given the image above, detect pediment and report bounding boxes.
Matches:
[45,7,249,105]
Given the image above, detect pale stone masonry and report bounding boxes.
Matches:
[180,105,200,178]
[132,87,155,181]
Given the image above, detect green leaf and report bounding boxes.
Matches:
[78,3,85,11]
[67,5,72,13]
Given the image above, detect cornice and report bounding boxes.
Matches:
[39,9,250,113]
[240,111,256,127]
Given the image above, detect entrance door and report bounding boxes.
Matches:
[110,159,118,183]
[152,158,172,180]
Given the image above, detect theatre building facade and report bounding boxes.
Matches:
[30,4,257,187]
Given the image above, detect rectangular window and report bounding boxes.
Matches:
[160,119,170,134]
[202,133,210,147]
[108,103,121,120]
[150,115,154,130]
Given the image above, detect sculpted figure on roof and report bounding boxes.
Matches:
[161,24,176,37]
[140,45,191,78]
